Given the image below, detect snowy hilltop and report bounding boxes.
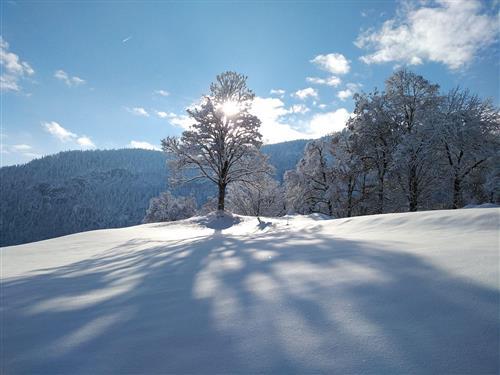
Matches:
[2,208,499,374]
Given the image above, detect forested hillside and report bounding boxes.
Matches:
[1,140,308,246]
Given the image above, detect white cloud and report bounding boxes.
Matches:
[155,110,179,119]
[77,136,96,149]
[337,83,362,101]
[250,96,351,143]
[54,70,86,87]
[169,114,192,129]
[154,89,169,97]
[355,0,498,70]
[251,97,309,143]
[288,104,310,114]
[128,140,161,151]
[306,76,342,87]
[0,37,34,92]
[126,107,149,117]
[154,109,192,129]
[309,108,351,137]
[311,53,350,74]
[42,121,96,149]
[337,90,353,101]
[11,144,32,151]
[292,87,318,100]
[156,111,169,118]
[270,89,285,97]
[71,76,85,85]
[42,121,77,142]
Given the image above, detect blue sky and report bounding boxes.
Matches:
[1,0,498,166]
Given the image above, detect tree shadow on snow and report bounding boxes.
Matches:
[2,226,499,374]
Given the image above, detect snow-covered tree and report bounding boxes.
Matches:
[143,191,197,223]
[227,173,285,218]
[348,90,397,213]
[284,139,335,215]
[285,134,373,217]
[438,88,499,208]
[162,71,270,212]
[483,158,500,203]
[329,130,373,217]
[385,69,441,211]
[286,70,498,216]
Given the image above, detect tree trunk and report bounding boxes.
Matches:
[377,176,385,214]
[256,191,261,219]
[347,177,354,217]
[409,166,418,212]
[452,176,462,209]
[377,158,387,214]
[217,182,226,211]
[327,200,333,217]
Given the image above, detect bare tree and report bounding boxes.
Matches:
[162,72,270,212]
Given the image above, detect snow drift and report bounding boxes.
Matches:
[2,208,499,374]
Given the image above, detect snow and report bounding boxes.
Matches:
[190,210,242,230]
[2,208,499,374]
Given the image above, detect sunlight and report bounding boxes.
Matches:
[221,100,240,117]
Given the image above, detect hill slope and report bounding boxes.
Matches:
[2,208,499,374]
[0,140,308,246]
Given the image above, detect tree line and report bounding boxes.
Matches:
[147,69,498,223]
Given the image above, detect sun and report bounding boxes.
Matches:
[221,100,240,117]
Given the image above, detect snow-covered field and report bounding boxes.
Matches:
[2,208,499,374]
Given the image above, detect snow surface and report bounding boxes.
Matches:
[2,208,499,374]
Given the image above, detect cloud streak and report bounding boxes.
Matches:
[0,37,34,92]
[126,107,150,117]
[154,89,169,97]
[54,70,86,87]
[306,76,341,87]
[11,144,32,151]
[43,121,77,142]
[42,121,95,149]
[270,89,286,97]
[128,140,160,151]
